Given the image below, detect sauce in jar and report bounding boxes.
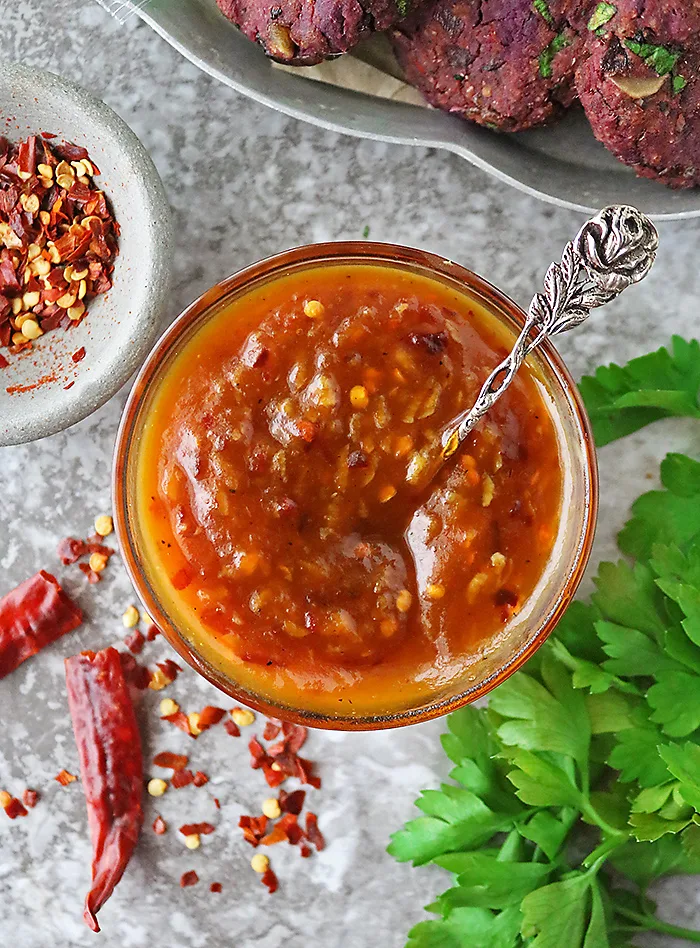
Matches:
[136,263,562,716]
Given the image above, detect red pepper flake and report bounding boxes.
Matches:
[279,789,306,815]
[22,788,39,809]
[156,659,182,685]
[224,720,240,738]
[238,814,268,847]
[179,822,215,837]
[57,536,89,564]
[193,771,209,787]
[0,571,82,679]
[300,844,312,858]
[213,797,221,810]
[65,647,143,933]
[124,629,145,654]
[64,381,75,390]
[163,710,193,736]
[170,768,194,789]
[54,769,77,786]
[210,882,222,893]
[305,812,325,851]
[152,815,167,835]
[119,652,151,690]
[78,562,101,584]
[0,354,8,369]
[145,624,160,641]
[0,136,118,366]
[4,797,28,819]
[153,751,188,771]
[198,705,226,731]
[180,870,199,888]
[263,719,282,741]
[72,347,86,364]
[261,813,300,847]
[261,867,278,894]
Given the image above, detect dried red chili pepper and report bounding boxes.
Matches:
[261,867,278,893]
[22,788,39,808]
[153,751,188,771]
[179,822,215,836]
[65,646,143,933]
[0,570,82,678]
[180,870,198,888]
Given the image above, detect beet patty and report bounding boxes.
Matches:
[390,0,586,132]
[577,0,700,188]
[217,0,415,65]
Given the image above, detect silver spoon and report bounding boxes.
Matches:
[441,205,659,460]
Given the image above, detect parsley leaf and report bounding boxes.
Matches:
[539,33,570,79]
[674,74,688,94]
[625,38,679,76]
[520,873,595,946]
[587,2,616,31]
[579,336,700,446]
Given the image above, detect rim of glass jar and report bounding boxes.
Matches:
[113,241,599,731]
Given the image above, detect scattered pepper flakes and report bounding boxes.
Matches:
[171,769,195,789]
[4,797,28,819]
[145,624,160,641]
[305,812,325,851]
[197,706,226,731]
[239,814,269,847]
[152,815,167,835]
[180,870,199,888]
[22,788,38,808]
[162,710,193,735]
[279,789,306,815]
[300,844,312,858]
[261,867,279,893]
[124,629,145,654]
[210,882,222,893]
[55,769,77,786]
[193,771,209,787]
[71,346,86,363]
[179,822,215,837]
[224,720,241,737]
[261,813,300,846]
[152,751,188,771]
[213,797,221,810]
[119,652,151,690]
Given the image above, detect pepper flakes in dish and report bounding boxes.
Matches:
[0,134,118,360]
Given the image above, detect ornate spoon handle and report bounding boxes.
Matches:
[441,205,659,458]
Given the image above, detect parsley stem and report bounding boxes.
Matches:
[582,834,623,868]
[581,801,628,839]
[616,907,700,943]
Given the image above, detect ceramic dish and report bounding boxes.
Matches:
[125,0,700,220]
[0,62,172,447]
[114,242,598,730]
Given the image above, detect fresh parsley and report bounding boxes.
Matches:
[587,2,616,32]
[625,37,680,76]
[391,338,700,947]
[362,224,371,239]
[538,33,570,79]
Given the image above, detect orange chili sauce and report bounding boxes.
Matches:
[136,264,562,716]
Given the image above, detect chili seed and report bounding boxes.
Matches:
[378,484,397,503]
[0,790,11,809]
[396,589,413,613]
[303,300,324,319]
[188,712,202,736]
[21,319,42,341]
[147,778,168,797]
[67,302,86,321]
[426,583,445,601]
[230,707,255,728]
[482,474,495,507]
[184,833,201,850]
[251,853,270,873]
[159,698,179,717]
[94,514,113,537]
[349,385,369,409]
[262,797,281,819]
[22,291,40,310]
[122,605,139,628]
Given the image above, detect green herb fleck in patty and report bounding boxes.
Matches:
[532,0,553,26]
[538,32,570,79]
[588,2,616,32]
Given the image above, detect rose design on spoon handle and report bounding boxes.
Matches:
[442,205,659,458]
